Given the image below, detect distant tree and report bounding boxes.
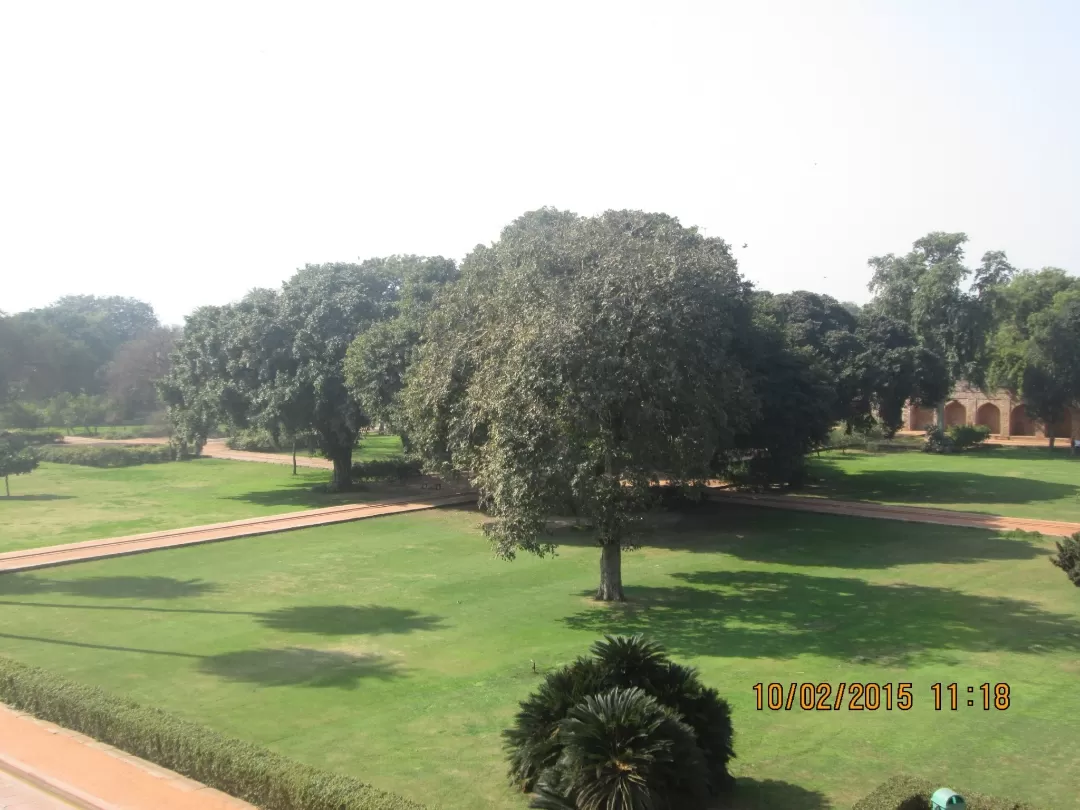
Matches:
[162,264,396,488]
[853,312,949,437]
[762,291,866,431]
[1021,289,1080,448]
[725,301,836,486]
[402,209,758,601]
[868,234,1012,423]
[2,296,160,402]
[0,441,38,497]
[344,255,459,449]
[987,268,1080,394]
[106,326,180,420]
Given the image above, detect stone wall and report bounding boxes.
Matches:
[904,383,1078,438]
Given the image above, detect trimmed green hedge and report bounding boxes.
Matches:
[36,444,175,467]
[0,429,64,450]
[852,775,1035,810]
[0,656,426,810]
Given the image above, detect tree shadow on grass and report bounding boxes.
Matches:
[0,494,75,501]
[726,778,832,810]
[550,503,1051,568]
[222,483,377,509]
[0,574,220,599]
[199,647,400,688]
[0,630,403,689]
[258,605,444,635]
[562,570,1080,663]
[803,466,1079,508]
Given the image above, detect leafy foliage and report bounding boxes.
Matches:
[1050,532,1080,587]
[946,424,991,451]
[0,438,39,496]
[0,655,426,810]
[402,209,768,600]
[504,635,734,809]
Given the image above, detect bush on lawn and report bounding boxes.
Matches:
[351,458,423,483]
[851,775,1034,810]
[226,427,282,452]
[947,424,991,450]
[36,444,174,468]
[504,635,734,810]
[1051,531,1080,586]
[923,427,955,454]
[0,656,426,810]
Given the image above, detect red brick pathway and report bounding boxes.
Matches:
[706,489,1080,537]
[0,491,477,574]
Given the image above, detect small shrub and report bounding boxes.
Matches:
[947,424,990,451]
[851,774,1034,810]
[36,444,174,468]
[0,656,425,810]
[923,428,954,454]
[351,458,423,483]
[1051,532,1080,586]
[226,427,282,452]
[505,636,734,809]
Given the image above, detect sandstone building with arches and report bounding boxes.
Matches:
[905,382,1079,439]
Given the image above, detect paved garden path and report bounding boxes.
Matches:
[0,490,477,573]
[707,489,1080,537]
[0,704,255,810]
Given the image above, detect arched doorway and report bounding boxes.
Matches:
[944,401,967,428]
[976,403,1001,434]
[1011,404,1036,436]
[910,405,936,430]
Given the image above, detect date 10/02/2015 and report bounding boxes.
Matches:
[752,682,1011,711]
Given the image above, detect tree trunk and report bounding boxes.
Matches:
[330,448,353,492]
[596,542,625,602]
[4,475,8,497]
[936,402,946,431]
[1048,426,1056,450]
[291,438,297,476]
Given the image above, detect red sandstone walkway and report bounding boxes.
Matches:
[0,490,477,573]
[706,489,1080,537]
[0,704,255,810]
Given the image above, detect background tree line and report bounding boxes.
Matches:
[4,210,1077,597]
[0,295,178,430]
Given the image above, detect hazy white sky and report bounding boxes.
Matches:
[2,0,1077,326]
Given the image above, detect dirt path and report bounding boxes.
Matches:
[0,491,477,573]
[200,439,333,469]
[0,703,255,810]
[707,489,1080,537]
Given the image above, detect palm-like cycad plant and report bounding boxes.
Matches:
[505,636,734,809]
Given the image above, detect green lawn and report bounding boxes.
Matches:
[0,442,408,553]
[0,504,1076,809]
[806,446,1080,522]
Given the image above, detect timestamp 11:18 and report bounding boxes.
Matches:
[931,683,1010,710]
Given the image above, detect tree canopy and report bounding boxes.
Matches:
[401,208,833,600]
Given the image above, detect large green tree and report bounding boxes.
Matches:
[402,208,764,601]
[868,233,1013,424]
[343,255,458,448]
[1021,289,1080,448]
[161,263,402,489]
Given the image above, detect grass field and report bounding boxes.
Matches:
[0,503,1075,809]
[0,437,410,553]
[806,446,1080,522]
